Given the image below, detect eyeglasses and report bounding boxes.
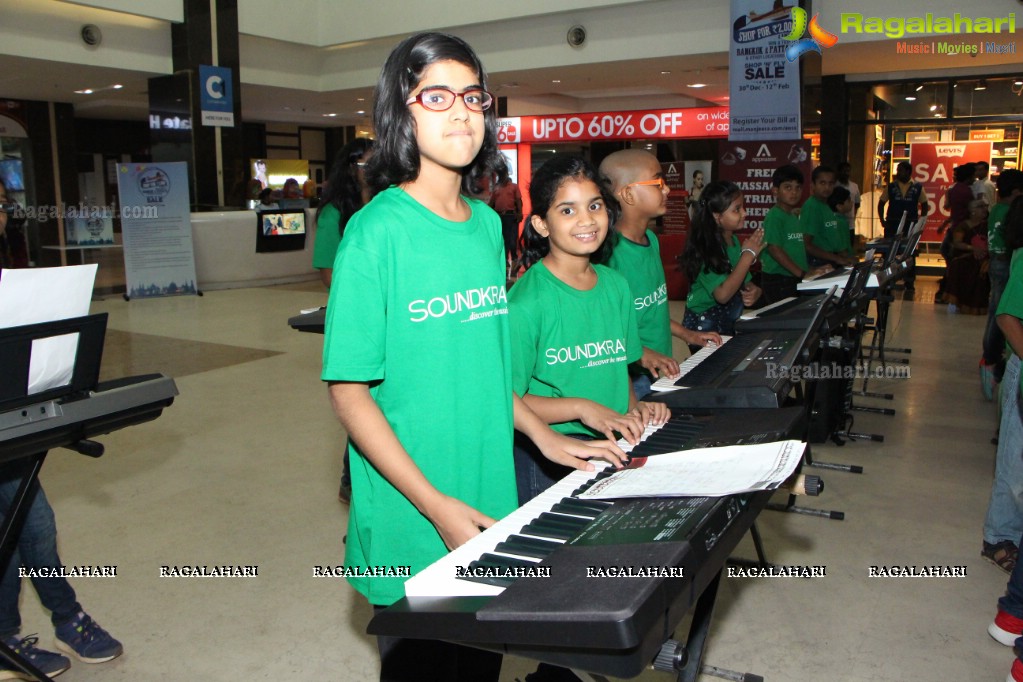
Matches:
[406,87,494,112]
[623,177,668,192]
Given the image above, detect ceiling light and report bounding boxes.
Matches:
[552,79,561,84]
[356,110,365,115]
[660,71,671,75]
[323,113,337,117]
[75,89,93,94]
[905,95,917,101]
[915,85,924,92]
[356,97,365,101]
[934,113,943,117]
[112,84,123,90]
[687,83,707,88]
[930,104,938,111]
[975,80,987,91]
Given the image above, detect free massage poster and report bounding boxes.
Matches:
[117,162,198,299]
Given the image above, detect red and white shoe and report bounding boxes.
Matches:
[1007,657,1023,682]
[991,609,1023,646]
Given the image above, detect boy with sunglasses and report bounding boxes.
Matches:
[600,149,720,398]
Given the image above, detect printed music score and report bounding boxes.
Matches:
[577,440,805,499]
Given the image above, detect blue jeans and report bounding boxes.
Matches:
[0,465,81,636]
[984,356,1023,546]
[983,258,1010,370]
[513,433,580,506]
[632,373,653,402]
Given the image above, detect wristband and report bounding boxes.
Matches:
[741,247,757,263]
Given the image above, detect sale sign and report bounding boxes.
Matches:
[497,107,729,144]
[908,141,993,242]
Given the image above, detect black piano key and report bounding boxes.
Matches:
[494,535,562,560]
[477,553,537,570]
[551,500,609,518]
[461,561,519,588]
[557,496,612,512]
[536,511,592,530]
[520,520,577,541]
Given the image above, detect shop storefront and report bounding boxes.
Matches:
[841,75,1023,244]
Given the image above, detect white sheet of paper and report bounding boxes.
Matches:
[0,264,98,394]
[577,440,806,499]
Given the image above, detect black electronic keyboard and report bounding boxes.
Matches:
[0,312,177,682]
[369,408,804,678]
[0,374,178,463]
[735,293,829,333]
[288,307,325,334]
[645,333,801,409]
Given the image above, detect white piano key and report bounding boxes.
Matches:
[649,336,732,393]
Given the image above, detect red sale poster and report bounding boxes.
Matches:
[908,141,993,242]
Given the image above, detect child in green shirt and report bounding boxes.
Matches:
[510,155,669,503]
[680,180,764,342]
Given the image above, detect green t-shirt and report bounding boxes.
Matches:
[801,196,852,257]
[762,205,807,275]
[312,202,343,270]
[321,186,518,606]
[509,262,642,437]
[686,234,750,315]
[607,230,672,356]
[990,202,1010,257]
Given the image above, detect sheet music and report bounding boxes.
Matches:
[0,264,98,394]
[577,440,805,499]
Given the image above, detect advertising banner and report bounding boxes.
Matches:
[659,161,691,300]
[117,162,199,299]
[497,107,729,144]
[729,0,801,141]
[908,141,993,242]
[716,139,812,233]
[199,65,234,127]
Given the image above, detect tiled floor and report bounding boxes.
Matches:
[12,276,1013,680]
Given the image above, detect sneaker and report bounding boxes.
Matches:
[992,609,1023,646]
[1009,658,1023,682]
[982,359,998,401]
[984,540,1019,574]
[53,612,122,663]
[0,634,70,679]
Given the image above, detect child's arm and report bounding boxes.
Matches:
[329,381,495,550]
[803,235,853,266]
[998,314,1023,358]
[637,346,680,379]
[712,229,764,304]
[513,394,629,466]
[766,243,806,278]
[521,394,646,445]
[670,320,722,347]
[628,382,670,427]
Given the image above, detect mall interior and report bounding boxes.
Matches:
[1,0,1022,680]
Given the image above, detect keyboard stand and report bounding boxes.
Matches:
[650,572,765,682]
